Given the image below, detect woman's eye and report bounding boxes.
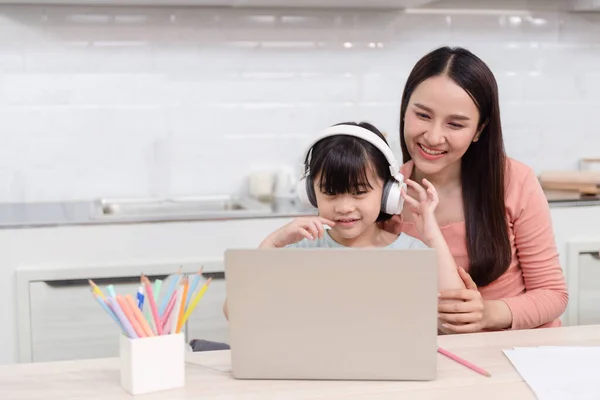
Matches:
[416,112,430,120]
[353,190,368,196]
[448,122,464,129]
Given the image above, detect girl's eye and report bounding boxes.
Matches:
[352,190,368,196]
[448,122,464,129]
[416,112,430,120]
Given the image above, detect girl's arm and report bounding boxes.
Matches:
[403,179,465,335]
[223,216,336,320]
[403,179,465,292]
[427,229,466,292]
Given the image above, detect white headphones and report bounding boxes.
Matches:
[296,125,407,215]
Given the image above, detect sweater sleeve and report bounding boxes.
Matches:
[501,168,569,329]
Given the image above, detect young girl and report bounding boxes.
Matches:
[223,122,465,319]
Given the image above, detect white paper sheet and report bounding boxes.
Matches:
[503,346,600,400]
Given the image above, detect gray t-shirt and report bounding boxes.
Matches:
[286,230,428,249]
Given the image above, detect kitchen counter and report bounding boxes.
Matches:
[0,190,597,229]
[0,197,317,229]
[542,189,600,207]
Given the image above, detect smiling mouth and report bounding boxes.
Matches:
[336,218,359,223]
[418,143,447,155]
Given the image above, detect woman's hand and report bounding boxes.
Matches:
[260,216,336,248]
[400,178,442,246]
[438,266,486,333]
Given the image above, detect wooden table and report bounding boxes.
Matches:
[2,324,600,399]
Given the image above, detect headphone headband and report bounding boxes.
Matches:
[300,125,401,180]
[296,124,406,215]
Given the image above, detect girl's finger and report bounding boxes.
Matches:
[317,217,336,226]
[314,220,325,239]
[305,221,319,239]
[297,227,314,240]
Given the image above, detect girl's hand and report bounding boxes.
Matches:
[266,216,336,248]
[438,267,486,333]
[400,178,442,246]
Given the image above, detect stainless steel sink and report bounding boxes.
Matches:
[93,195,271,219]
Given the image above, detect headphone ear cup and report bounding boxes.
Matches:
[381,180,405,215]
[296,176,318,208]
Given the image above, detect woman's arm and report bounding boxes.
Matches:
[499,168,568,329]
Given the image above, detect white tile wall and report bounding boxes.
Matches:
[0,4,599,202]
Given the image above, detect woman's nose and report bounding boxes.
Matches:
[423,123,445,146]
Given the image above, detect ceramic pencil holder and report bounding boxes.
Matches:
[120,333,185,395]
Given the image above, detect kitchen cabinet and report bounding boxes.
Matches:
[575,251,600,325]
[27,269,228,363]
[550,204,600,326]
[564,239,600,326]
[12,217,295,363]
[29,276,159,362]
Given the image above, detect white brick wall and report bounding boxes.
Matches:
[0,4,599,202]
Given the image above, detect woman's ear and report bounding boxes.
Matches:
[473,121,488,143]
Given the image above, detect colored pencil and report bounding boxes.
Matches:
[106,296,138,339]
[142,275,163,335]
[181,278,212,327]
[159,267,182,316]
[125,294,155,337]
[117,295,146,338]
[92,292,122,330]
[438,347,491,377]
[88,279,106,300]
[185,267,204,309]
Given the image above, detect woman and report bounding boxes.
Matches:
[386,46,568,333]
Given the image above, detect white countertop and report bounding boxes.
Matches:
[0,198,316,229]
[1,190,598,229]
[3,324,600,399]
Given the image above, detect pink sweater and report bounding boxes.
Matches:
[394,158,568,330]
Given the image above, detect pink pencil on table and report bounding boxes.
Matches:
[437,347,491,377]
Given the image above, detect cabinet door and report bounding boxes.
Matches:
[29,275,165,362]
[184,272,229,345]
[577,252,600,325]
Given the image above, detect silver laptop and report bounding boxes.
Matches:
[224,248,438,381]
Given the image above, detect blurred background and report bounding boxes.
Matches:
[0,0,598,202]
[3,0,600,367]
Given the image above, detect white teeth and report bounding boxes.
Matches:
[419,144,445,155]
